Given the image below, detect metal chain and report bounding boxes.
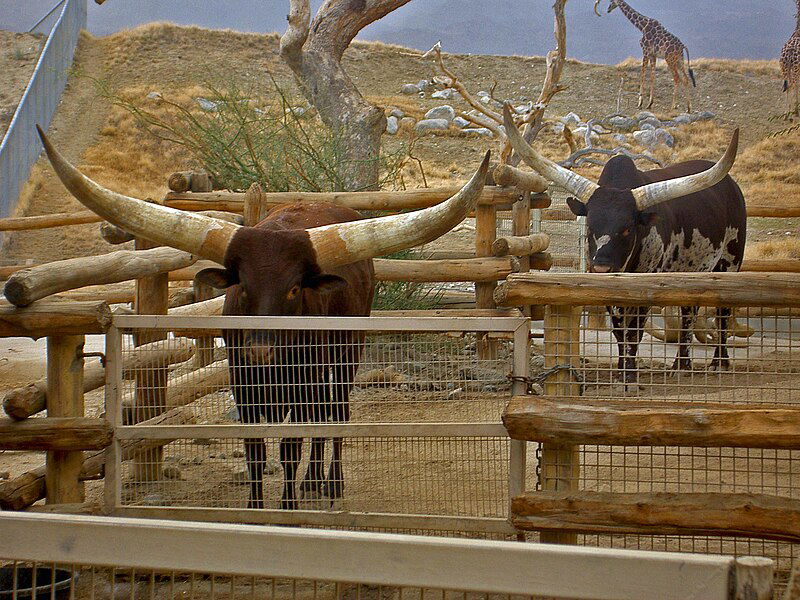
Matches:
[507,364,584,395]
[508,365,584,492]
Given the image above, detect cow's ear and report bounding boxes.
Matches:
[304,273,348,294]
[566,197,587,216]
[638,211,659,226]
[195,268,238,289]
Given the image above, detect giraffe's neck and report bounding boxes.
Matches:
[794,0,800,31]
[614,0,650,32]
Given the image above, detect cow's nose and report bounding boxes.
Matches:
[591,264,612,273]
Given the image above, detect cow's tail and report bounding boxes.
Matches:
[684,47,697,87]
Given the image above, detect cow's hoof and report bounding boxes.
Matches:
[299,480,324,500]
[324,479,344,501]
[708,360,731,372]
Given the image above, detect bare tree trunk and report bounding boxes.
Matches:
[281,0,411,191]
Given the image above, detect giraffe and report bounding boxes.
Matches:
[595,0,695,112]
[780,0,800,114]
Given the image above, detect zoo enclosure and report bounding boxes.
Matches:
[0,0,86,223]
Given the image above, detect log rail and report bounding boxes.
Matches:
[511,491,800,543]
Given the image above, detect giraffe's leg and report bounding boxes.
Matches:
[638,54,648,108]
[647,56,656,109]
[666,57,681,110]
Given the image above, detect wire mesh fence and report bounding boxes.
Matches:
[534,303,800,577]
[0,0,86,222]
[106,315,528,532]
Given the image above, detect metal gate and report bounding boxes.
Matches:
[104,314,530,533]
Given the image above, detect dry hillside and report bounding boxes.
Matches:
[1,23,799,263]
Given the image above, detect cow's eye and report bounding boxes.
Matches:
[621,228,631,237]
[287,285,301,300]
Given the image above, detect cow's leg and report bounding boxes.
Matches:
[228,342,267,510]
[622,307,648,389]
[710,307,731,371]
[610,307,626,374]
[279,437,302,510]
[299,437,326,499]
[672,306,698,371]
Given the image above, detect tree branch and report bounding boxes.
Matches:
[279,0,311,67]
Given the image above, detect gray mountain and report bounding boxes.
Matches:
[2,0,795,63]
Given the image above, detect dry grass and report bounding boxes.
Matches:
[616,56,781,78]
[746,237,800,259]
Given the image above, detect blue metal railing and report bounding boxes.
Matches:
[0,0,86,220]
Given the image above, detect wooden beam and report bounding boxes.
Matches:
[4,247,197,307]
[3,339,195,420]
[495,272,800,308]
[0,211,101,231]
[0,300,112,338]
[171,257,526,283]
[538,306,581,545]
[163,186,550,212]
[45,335,85,504]
[747,205,800,218]
[741,258,800,273]
[492,165,549,193]
[511,490,800,543]
[0,417,112,451]
[504,396,800,448]
[0,406,194,511]
[492,233,550,257]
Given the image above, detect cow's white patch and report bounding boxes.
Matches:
[636,226,739,274]
[593,234,611,251]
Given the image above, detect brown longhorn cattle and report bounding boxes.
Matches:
[37,125,489,509]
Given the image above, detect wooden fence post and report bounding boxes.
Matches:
[475,201,497,359]
[45,334,85,504]
[243,183,267,227]
[133,238,169,481]
[512,192,532,317]
[539,304,581,544]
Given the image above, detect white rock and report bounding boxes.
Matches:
[431,88,456,100]
[425,105,456,121]
[195,97,218,112]
[463,127,494,137]
[400,83,420,94]
[385,115,399,135]
[561,112,581,126]
[415,118,450,133]
[453,116,471,128]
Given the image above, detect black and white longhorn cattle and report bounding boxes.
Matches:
[37,124,490,509]
[503,106,745,383]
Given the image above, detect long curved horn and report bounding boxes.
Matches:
[631,129,739,211]
[502,104,598,204]
[594,0,603,16]
[307,151,491,269]
[37,126,239,264]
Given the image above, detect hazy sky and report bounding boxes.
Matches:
[2,1,794,64]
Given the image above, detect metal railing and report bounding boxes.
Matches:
[0,512,775,600]
[0,0,86,222]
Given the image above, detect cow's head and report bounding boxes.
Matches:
[502,105,738,273]
[37,126,489,361]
